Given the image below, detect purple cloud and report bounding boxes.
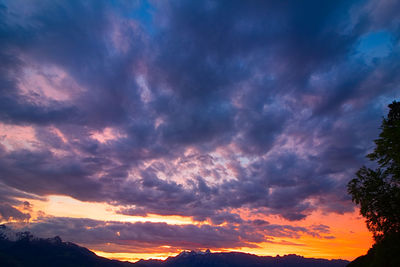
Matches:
[5,216,333,252]
[0,0,399,248]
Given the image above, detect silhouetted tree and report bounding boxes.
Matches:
[348,101,400,241]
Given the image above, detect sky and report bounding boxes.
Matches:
[0,0,399,262]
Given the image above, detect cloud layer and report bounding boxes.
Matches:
[9,216,332,253]
[0,0,399,252]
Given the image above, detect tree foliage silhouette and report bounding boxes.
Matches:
[348,101,400,241]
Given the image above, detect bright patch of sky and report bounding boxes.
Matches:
[355,31,393,64]
[113,0,155,35]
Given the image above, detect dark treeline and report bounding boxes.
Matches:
[347,101,400,266]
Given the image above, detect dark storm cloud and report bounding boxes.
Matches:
[0,0,399,236]
[0,146,102,201]
[0,178,46,222]
[0,203,30,221]
[0,183,36,221]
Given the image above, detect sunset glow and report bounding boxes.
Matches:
[7,195,372,261]
[1,0,399,264]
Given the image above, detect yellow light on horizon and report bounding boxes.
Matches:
[12,195,372,262]
[17,195,202,225]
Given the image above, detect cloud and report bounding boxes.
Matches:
[0,0,399,244]
[5,216,333,252]
[0,183,38,222]
[0,203,30,222]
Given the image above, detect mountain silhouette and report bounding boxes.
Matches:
[135,250,349,267]
[0,225,133,267]
[0,226,349,267]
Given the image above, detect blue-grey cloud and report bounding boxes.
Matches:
[4,216,332,252]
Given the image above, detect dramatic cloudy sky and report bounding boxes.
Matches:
[0,0,399,262]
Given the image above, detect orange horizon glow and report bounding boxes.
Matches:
[7,195,372,262]
[1,1,397,265]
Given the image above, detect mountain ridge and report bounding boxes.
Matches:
[135,250,349,267]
